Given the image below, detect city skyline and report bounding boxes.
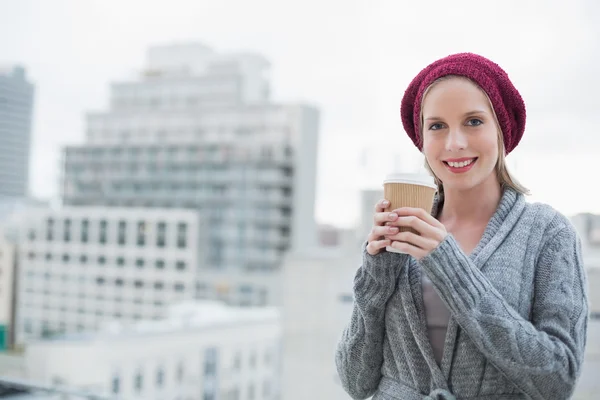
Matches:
[1,0,599,230]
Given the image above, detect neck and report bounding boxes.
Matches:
[439,176,502,225]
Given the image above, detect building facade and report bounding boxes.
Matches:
[24,301,282,400]
[0,66,35,198]
[15,206,203,344]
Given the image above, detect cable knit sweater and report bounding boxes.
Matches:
[335,189,589,400]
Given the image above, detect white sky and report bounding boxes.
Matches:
[1,0,599,228]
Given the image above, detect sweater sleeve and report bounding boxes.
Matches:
[418,227,589,400]
[335,243,407,400]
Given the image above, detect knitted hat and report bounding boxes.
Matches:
[400,53,526,154]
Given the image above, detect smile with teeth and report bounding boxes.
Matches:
[445,158,476,168]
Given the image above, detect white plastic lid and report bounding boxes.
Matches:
[382,173,437,189]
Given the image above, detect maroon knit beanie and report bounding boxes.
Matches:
[400,53,526,154]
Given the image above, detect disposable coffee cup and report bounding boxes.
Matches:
[383,173,437,254]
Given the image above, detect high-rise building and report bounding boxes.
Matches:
[0,66,35,198]
[62,43,319,270]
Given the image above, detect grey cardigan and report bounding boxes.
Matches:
[335,189,589,400]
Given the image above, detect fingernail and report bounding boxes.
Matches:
[389,213,398,219]
[382,200,389,205]
[389,226,398,232]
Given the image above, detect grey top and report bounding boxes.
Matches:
[335,189,589,400]
[422,273,450,366]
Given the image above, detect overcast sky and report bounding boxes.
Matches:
[1,0,599,228]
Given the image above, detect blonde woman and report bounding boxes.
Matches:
[335,53,589,400]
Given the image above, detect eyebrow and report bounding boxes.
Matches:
[424,110,488,121]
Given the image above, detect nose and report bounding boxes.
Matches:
[445,127,467,152]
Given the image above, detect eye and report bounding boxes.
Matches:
[466,118,483,126]
[428,123,445,131]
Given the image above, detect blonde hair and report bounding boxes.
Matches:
[419,75,530,200]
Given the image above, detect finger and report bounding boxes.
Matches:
[367,225,398,245]
[393,207,444,229]
[389,240,427,260]
[375,199,390,213]
[370,225,400,239]
[373,211,399,226]
[387,231,438,250]
[366,239,391,255]
[386,215,438,237]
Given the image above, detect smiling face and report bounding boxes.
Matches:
[421,76,501,192]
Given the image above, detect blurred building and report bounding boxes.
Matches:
[59,43,319,306]
[281,222,364,399]
[0,231,17,351]
[358,188,383,242]
[24,301,281,400]
[0,66,35,199]
[14,206,203,344]
[570,213,600,317]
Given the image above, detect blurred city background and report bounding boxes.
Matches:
[0,0,598,399]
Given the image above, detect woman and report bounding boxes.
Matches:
[335,53,589,400]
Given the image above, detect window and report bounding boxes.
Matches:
[98,256,106,265]
[175,261,186,271]
[62,254,70,263]
[111,374,120,394]
[117,256,125,266]
[233,352,241,371]
[263,380,271,397]
[81,219,89,243]
[63,219,71,242]
[46,218,54,241]
[136,258,145,268]
[137,222,146,246]
[134,370,143,393]
[154,281,164,290]
[204,347,218,376]
[134,280,144,288]
[247,384,255,400]
[80,254,87,264]
[177,362,184,383]
[96,277,105,285]
[156,367,164,388]
[157,222,166,247]
[155,259,165,269]
[177,222,187,248]
[115,278,124,287]
[28,228,35,241]
[99,220,107,244]
[118,220,126,245]
[174,283,185,292]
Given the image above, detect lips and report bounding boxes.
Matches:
[443,157,478,173]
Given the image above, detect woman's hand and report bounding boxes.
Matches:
[385,207,448,260]
[365,199,401,255]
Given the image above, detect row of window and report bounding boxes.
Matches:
[23,275,187,291]
[24,252,189,270]
[67,143,293,160]
[110,349,273,399]
[28,219,188,248]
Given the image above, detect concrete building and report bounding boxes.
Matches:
[0,231,17,351]
[0,66,35,199]
[14,206,203,344]
[59,43,319,307]
[570,213,600,316]
[24,301,282,400]
[281,227,362,400]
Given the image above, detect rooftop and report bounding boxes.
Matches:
[37,301,279,344]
